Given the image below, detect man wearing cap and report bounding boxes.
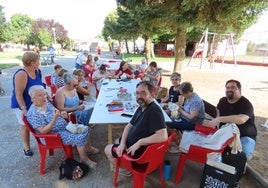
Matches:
[75,50,89,69]
[92,64,111,90]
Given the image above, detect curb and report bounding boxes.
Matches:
[247,164,268,187]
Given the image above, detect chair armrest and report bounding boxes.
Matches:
[195,124,217,135]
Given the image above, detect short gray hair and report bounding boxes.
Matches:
[63,73,78,84]
[28,85,46,98]
[170,72,181,80]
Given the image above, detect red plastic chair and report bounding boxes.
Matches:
[174,125,234,184]
[113,133,175,188]
[44,75,58,96]
[22,116,73,174]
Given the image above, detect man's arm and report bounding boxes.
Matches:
[208,114,249,128]
[116,123,132,157]
[126,128,168,156]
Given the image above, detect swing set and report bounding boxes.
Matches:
[187,28,237,69]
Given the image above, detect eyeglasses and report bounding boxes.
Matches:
[225,86,238,90]
[135,91,148,97]
[171,78,180,81]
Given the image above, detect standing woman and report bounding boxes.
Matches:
[11,51,43,157]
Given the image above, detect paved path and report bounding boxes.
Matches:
[0,51,265,187]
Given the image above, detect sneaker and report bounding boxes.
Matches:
[87,146,99,154]
[23,149,33,157]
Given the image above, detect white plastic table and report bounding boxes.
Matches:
[89,79,171,144]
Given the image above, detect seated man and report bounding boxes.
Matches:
[208,79,257,161]
[104,81,168,175]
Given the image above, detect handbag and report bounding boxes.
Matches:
[66,122,88,134]
[59,158,89,180]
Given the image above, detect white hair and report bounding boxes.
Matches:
[28,85,46,98]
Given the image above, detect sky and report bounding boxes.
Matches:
[1,0,117,39]
[1,0,268,43]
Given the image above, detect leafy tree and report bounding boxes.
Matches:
[5,14,33,45]
[31,19,69,48]
[116,0,268,72]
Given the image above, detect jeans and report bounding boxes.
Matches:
[240,136,256,160]
[167,116,195,131]
[75,63,82,69]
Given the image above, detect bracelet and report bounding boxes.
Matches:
[20,106,26,110]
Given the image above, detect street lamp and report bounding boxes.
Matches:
[52,27,56,45]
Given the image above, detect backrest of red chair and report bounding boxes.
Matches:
[23,116,43,145]
[157,76,162,87]
[23,115,65,148]
[44,75,52,87]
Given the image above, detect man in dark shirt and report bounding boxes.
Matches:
[104,81,168,174]
[208,79,257,160]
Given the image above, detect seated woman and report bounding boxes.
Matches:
[55,73,92,126]
[73,69,90,102]
[143,61,161,87]
[167,82,205,153]
[51,64,63,85]
[114,61,134,79]
[26,85,97,169]
[92,64,111,91]
[160,72,184,113]
[54,68,68,88]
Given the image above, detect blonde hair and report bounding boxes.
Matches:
[22,51,40,66]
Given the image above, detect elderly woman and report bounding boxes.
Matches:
[115,61,134,79]
[26,85,97,169]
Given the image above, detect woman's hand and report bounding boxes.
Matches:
[77,104,85,111]
[53,109,61,120]
[60,111,68,119]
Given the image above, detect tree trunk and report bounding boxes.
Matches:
[144,35,151,63]
[125,39,129,53]
[173,27,186,72]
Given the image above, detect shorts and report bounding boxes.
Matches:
[240,136,256,160]
[111,138,147,159]
[14,108,24,125]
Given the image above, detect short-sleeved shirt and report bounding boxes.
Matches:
[126,101,166,158]
[182,93,205,124]
[115,68,133,78]
[168,86,181,103]
[217,96,257,140]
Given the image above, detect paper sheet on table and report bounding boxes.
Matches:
[179,124,233,153]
